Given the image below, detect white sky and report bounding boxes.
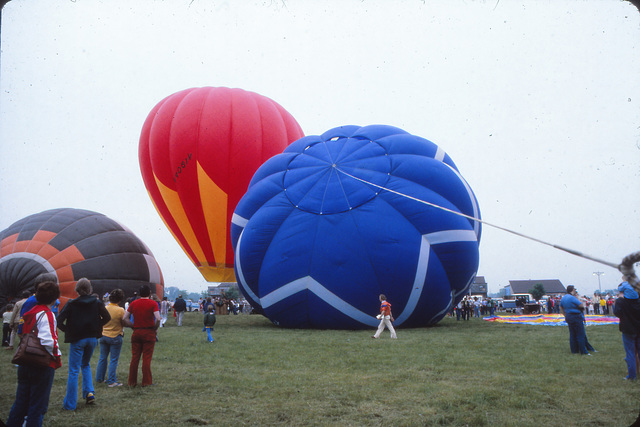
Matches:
[1,0,639,296]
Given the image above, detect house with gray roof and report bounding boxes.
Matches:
[504,279,566,297]
[468,276,488,298]
[208,282,237,296]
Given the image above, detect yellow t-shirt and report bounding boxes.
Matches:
[102,303,125,338]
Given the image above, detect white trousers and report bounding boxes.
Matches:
[374,315,397,339]
[177,311,184,326]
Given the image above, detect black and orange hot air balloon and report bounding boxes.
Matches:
[0,208,164,309]
[138,87,304,282]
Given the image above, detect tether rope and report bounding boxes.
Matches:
[337,169,639,287]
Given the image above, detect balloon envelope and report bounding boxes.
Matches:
[231,125,481,329]
[0,208,164,309]
[139,87,304,282]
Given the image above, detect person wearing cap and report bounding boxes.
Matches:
[619,276,639,300]
[560,285,591,355]
[614,275,640,380]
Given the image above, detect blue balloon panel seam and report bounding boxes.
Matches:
[231,125,480,329]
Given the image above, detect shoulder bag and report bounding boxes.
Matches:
[11,312,54,368]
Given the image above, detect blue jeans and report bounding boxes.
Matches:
[95,335,123,385]
[622,333,640,379]
[7,365,55,427]
[205,327,214,342]
[565,314,589,354]
[63,337,97,410]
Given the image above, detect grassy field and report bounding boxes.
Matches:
[1,312,639,426]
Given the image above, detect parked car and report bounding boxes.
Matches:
[186,299,200,312]
[502,299,517,312]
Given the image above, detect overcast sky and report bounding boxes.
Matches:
[1,0,638,296]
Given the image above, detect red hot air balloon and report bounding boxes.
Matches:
[139,87,304,282]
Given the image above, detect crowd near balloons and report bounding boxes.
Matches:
[1,86,638,426]
[2,273,250,426]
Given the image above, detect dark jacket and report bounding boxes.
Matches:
[173,297,187,312]
[57,295,110,343]
[614,297,640,335]
[203,312,216,327]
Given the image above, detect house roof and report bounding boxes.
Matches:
[207,282,237,295]
[469,283,487,294]
[469,276,487,293]
[507,279,566,294]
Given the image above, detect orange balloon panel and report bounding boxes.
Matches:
[0,209,164,309]
[139,87,304,282]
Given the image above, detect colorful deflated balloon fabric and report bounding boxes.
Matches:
[139,87,304,283]
[231,124,481,329]
[0,208,164,309]
[483,314,619,326]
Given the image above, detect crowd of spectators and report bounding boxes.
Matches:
[544,293,618,316]
[449,292,621,320]
[452,296,497,320]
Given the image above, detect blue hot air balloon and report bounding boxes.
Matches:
[230,125,481,329]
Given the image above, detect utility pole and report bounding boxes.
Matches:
[593,271,604,295]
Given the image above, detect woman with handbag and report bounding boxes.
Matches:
[6,280,61,427]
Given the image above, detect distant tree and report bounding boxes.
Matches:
[164,286,181,300]
[224,286,240,300]
[201,290,210,299]
[529,283,546,300]
[187,292,201,301]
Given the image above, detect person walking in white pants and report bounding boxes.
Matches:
[159,297,170,327]
[372,294,397,339]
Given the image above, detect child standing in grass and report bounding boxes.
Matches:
[203,305,216,343]
[2,304,13,347]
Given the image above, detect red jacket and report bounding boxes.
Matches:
[380,301,392,316]
[23,305,62,369]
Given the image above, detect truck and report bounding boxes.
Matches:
[502,294,534,313]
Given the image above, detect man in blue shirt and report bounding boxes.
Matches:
[614,276,640,380]
[560,285,591,355]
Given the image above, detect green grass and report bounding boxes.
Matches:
[1,313,639,426]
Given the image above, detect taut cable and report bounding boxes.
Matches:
[337,169,627,274]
